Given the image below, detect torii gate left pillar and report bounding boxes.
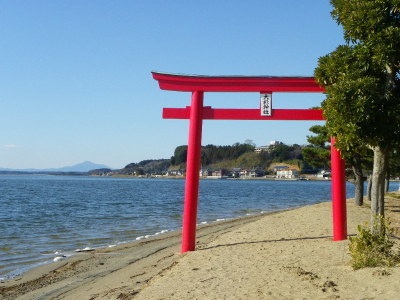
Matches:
[152,72,347,252]
[182,91,204,251]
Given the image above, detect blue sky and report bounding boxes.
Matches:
[0,1,344,169]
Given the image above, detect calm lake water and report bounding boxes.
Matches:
[0,175,397,280]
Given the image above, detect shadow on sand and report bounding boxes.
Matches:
[198,235,340,251]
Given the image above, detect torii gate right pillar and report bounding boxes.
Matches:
[331,137,347,240]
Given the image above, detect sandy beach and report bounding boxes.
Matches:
[1,194,399,300]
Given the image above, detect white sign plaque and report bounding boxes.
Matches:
[260,93,272,116]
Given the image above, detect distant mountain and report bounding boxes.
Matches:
[0,161,111,173]
[55,161,110,172]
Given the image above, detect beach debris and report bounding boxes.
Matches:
[283,266,319,281]
[372,268,391,277]
[135,234,155,240]
[154,229,169,235]
[117,291,139,299]
[75,247,95,252]
[282,266,339,293]
[53,255,67,262]
[321,280,338,292]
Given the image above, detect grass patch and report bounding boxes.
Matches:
[349,217,400,270]
[386,192,400,200]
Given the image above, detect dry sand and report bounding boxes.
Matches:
[1,193,400,300]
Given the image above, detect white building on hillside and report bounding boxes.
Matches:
[269,140,283,146]
[254,146,269,153]
[255,141,283,153]
[276,169,299,179]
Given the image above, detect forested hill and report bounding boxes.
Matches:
[114,142,316,175]
[170,143,305,170]
[171,143,255,166]
[119,159,171,175]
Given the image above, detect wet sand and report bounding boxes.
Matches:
[1,194,399,299]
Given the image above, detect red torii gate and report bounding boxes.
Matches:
[152,71,347,253]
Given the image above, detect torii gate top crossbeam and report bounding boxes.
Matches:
[152,71,325,93]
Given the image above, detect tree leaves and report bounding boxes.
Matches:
[330,0,400,66]
[320,0,400,221]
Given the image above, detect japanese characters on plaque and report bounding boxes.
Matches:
[260,93,272,116]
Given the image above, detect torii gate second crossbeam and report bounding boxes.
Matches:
[152,72,347,253]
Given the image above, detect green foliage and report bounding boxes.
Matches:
[235,152,261,169]
[201,143,255,165]
[284,159,303,168]
[349,216,400,270]
[315,44,396,151]
[171,143,255,167]
[302,146,330,169]
[172,145,188,165]
[302,125,330,169]
[330,0,400,66]
[170,143,305,170]
[317,1,400,153]
[207,159,237,170]
[318,0,400,218]
[122,159,171,175]
[306,125,329,147]
[268,144,291,162]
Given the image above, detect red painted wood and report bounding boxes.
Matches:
[152,72,325,93]
[153,71,347,252]
[181,91,204,253]
[330,137,347,241]
[163,107,324,121]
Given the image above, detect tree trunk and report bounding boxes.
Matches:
[385,168,390,192]
[370,146,389,234]
[367,174,372,201]
[370,64,396,234]
[352,156,364,206]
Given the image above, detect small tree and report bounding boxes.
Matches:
[304,124,372,206]
[302,125,330,170]
[172,145,188,166]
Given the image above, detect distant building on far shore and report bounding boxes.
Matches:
[254,140,283,153]
[273,165,289,172]
[254,146,269,153]
[269,140,283,146]
[276,168,299,179]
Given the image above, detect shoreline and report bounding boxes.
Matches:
[0,209,282,299]
[0,206,301,283]
[110,174,332,181]
[0,176,339,283]
[1,195,399,299]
